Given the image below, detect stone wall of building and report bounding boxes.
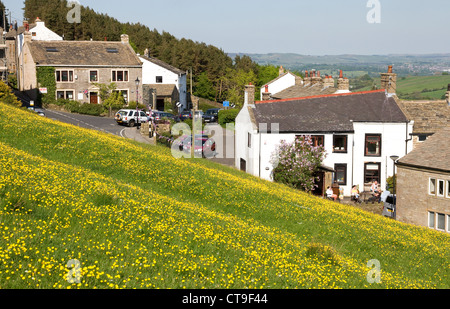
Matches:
[396,165,450,230]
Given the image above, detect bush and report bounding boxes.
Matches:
[127,101,146,110]
[0,81,21,106]
[78,103,103,116]
[218,108,239,126]
[64,100,81,113]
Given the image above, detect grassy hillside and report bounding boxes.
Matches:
[396,75,450,100]
[354,75,450,100]
[0,102,449,289]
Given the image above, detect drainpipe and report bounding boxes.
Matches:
[405,121,412,155]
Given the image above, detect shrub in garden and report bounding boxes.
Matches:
[270,135,326,192]
[218,108,239,126]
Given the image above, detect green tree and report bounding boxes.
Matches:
[0,81,21,106]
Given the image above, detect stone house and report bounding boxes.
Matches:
[396,86,450,148]
[396,127,450,233]
[18,33,142,104]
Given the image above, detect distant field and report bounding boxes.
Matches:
[396,75,450,100]
[354,75,450,100]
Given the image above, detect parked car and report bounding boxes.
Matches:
[151,111,178,122]
[115,109,149,127]
[382,192,396,219]
[28,106,45,116]
[182,135,216,158]
[179,110,192,121]
[203,108,221,123]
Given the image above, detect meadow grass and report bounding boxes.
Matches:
[0,102,448,289]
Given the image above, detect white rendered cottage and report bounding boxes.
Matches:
[139,53,187,112]
[235,84,414,197]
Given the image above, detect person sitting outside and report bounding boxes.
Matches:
[326,186,338,201]
[351,185,361,203]
[370,181,381,202]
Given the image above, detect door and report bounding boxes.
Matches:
[90,92,98,104]
[240,159,246,172]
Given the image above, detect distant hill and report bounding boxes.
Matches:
[229,52,450,77]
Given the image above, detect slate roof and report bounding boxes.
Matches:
[147,84,177,97]
[397,126,450,172]
[139,55,185,75]
[397,100,449,134]
[271,82,337,100]
[251,90,409,133]
[27,40,142,67]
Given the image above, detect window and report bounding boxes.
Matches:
[333,135,347,153]
[334,164,347,185]
[437,213,445,231]
[112,70,128,82]
[311,135,324,147]
[364,163,381,184]
[89,70,98,82]
[437,179,445,197]
[428,212,435,229]
[114,90,129,103]
[418,134,427,142]
[429,178,436,195]
[56,90,74,100]
[365,134,381,157]
[156,76,163,83]
[447,180,450,198]
[56,70,74,82]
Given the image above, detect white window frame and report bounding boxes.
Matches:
[429,178,436,196]
[436,213,446,231]
[56,89,75,100]
[111,70,129,82]
[447,215,450,233]
[437,179,445,197]
[428,211,435,229]
[56,70,74,83]
[89,70,99,83]
[114,89,129,103]
[446,180,450,199]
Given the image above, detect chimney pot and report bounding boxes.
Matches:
[339,70,343,79]
[388,65,393,73]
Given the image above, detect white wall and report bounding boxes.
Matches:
[140,56,180,86]
[260,73,297,99]
[31,21,63,41]
[237,121,414,196]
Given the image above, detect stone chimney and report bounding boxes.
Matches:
[323,75,335,88]
[144,48,150,57]
[311,70,323,86]
[380,65,397,95]
[121,34,130,44]
[244,83,255,106]
[24,29,32,44]
[262,84,271,101]
[336,70,350,93]
[303,71,311,85]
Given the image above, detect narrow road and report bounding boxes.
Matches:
[44,109,127,137]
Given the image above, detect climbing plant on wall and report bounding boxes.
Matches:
[36,66,56,106]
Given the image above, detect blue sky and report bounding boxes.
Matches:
[3,0,450,55]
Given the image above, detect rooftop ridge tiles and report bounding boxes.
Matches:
[255,89,387,104]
